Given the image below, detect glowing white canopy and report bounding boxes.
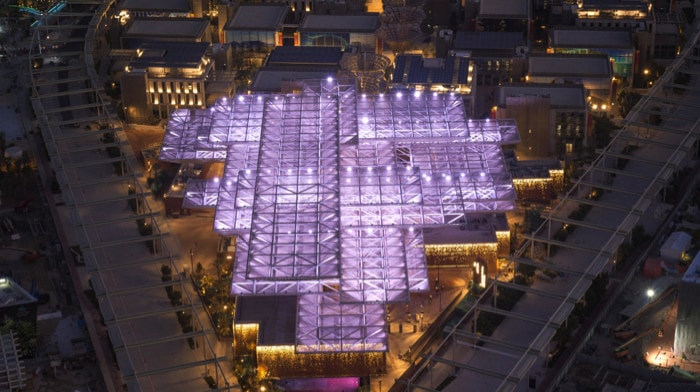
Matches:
[160,79,519,352]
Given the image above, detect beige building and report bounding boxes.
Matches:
[495,83,588,158]
[121,41,233,123]
[527,53,614,107]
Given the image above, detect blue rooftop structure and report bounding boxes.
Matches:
[392,55,472,86]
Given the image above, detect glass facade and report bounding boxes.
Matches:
[226,30,278,49]
[300,31,377,52]
[554,47,634,81]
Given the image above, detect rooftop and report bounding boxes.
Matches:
[528,53,613,78]
[128,41,210,69]
[496,83,587,108]
[250,70,338,92]
[550,28,633,49]
[266,46,344,67]
[234,296,298,345]
[159,79,519,352]
[119,0,190,12]
[300,13,381,32]
[454,31,526,51]
[123,18,209,39]
[224,4,288,31]
[577,0,648,11]
[392,54,474,85]
[478,0,528,19]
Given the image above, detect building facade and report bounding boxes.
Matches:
[299,14,382,53]
[527,53,614,107]
[495,83,588,158]
[549,27,636,85]
[121,41,222,123]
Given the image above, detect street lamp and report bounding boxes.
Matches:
[189,248,195,276]
[646,288,655,300]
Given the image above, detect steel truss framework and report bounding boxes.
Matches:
[160,80,520,352]
[29,1,231,390]
[404,28,700,392]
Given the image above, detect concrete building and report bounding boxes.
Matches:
[495,83,588,158]
[111,1,211,49]
[573,0,653,67]
[451,31,528,117]
[222,4,289,49]
[653,12,685,64]
[549,27,636,85]
[120,41,230,123]
[299,13,382,53]
[526,53,614,107]
[119,17,211,49]
[476,0,529,34]
[575,0,652,30]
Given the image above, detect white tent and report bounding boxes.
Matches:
[660,231,692,263]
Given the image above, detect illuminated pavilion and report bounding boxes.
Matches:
[159,78,520,356]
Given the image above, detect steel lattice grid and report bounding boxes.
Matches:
[158,79,519,353]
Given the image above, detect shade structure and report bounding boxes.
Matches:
[160,79,519,352]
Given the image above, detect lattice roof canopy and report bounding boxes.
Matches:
[160,79,519,353]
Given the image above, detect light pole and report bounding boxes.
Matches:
[189,248,195,277]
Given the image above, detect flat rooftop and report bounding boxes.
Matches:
[454,31,525,51]
[550,28,633,49]
[224,4,288,31]
[250,70,338,92]
[129,41,209,69]
[119,0,189,12]
[123,18,209,39]
[497,83,587,108]
[478,0,528,19]
[300,13,381,32]
[577,0,648,10]
[528,53,612,78]
[235,296,298,346]
[266,46,344,66]
[393,55,473,85]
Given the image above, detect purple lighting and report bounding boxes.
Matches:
[159,80,520,353]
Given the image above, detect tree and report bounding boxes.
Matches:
[592,114,617,148]
[617,89,642,118]
[0,316,36,358]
